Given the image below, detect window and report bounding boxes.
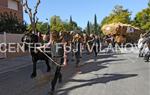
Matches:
[8,0,18,10]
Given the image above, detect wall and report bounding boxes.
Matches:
[0,0,23,22]
[8,0,18,11]
[0,34,6,58]
[0,33,29,58]
[0,0,7,7]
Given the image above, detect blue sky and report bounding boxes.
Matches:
[24,0,149,28]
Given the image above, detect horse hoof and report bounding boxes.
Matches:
[31,73,36,78]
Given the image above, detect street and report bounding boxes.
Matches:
[0,0,150,95]
[0,51,149,95]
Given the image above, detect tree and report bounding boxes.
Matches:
[86,21,90,35]
[90,22,94,34]
[50,15,64,32]
[133,1,150,31]
[62,21,70,31]
[0,12,27,33]
[85,21,94,34]
[70,16,73,24]
[36,22,49,34]
[101,16,109,27]
[68,16,78,31]
[100,5,131,27]
[50,15,81,32]
[23,0,41,33]
[94,14,98,35]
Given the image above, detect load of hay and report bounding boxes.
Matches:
[101,23,142,43]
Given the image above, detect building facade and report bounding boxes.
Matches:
[0,0,23,21]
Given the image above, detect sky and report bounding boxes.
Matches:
[24,0,149,29]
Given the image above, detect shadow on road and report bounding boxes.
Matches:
[79,58,125,74]
[51,56,132,95]
[37,53,127,95]
[56,73,138,95]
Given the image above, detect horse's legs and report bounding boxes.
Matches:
[75,52,80,67]
[31,58,37,78]
[93,46,97,57]
[58,72,62,83]
[76,59,80,67]
[145,53,150,62]
[45,59,51,72]
[58,58,63,83]
[71,51,75,61]
[147,56,150,62]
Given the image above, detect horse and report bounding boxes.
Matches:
[22,32,66,94]
[22,33,51,78]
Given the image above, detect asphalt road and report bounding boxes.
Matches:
[0,52,149,95]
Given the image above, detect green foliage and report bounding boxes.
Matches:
[27,15,81,34]
[133,7,150,31]
[85,15,101,35]
[61,16,79,31]
[0,12,27,34]
[94,14,99,35]
[50,15,65,32]
[85,21,94,34]
[86,21,90,35]
[36,22,49,34]
[68,16,78,31]
[100,5,131,27]
[50,15,80,32]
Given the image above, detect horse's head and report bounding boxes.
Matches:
[22,33,39,43]
[22,33,39,51]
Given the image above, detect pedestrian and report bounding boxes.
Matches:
[47,31,68,92]
[73,34,82,67]
[138,34,145,57]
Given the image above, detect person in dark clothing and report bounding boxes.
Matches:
[92,35,100,58]
[73,33,82,68]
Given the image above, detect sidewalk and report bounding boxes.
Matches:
[0,56,32,74]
